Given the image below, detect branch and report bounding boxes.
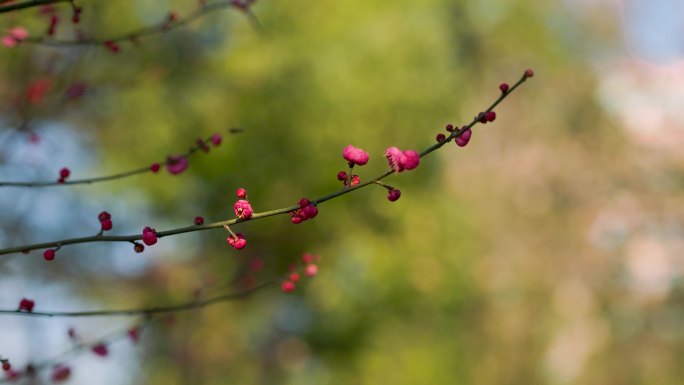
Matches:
[0,70,533,256]
[0,281,274,318]
[0,130,240,188]
[19,0,260,48]
[0,0,68,14]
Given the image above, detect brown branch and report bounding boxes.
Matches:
[0,70,533,256]
[0,281,274,318]
[19,0,259,48]
[0,0,69,14]
[0,130,241,188]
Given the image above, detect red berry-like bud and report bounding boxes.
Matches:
[291,215,302,224]
[387,189,401,202]
[43,249,56,261]
[499,83,509,93]
[525,68,534,78]
[301,204,318,219]
[100,219,113,231]
[236,188,247,198]
[104,40,120,53]
[128,327,140,343]
[142,227,158,246]
[133,242,145,253]
[302,253,314,264]
[98,211,111,222]
[91,344,108,357]
[484,111,496,122]
[59,167,70,178]
[2,362,10,371]
[150,163,161,173]
[19,298,35,312]
[51,365,71,383]
[211,133,222,146]
[298,198,311,208]
[289,272,301,282]
[436,133,446,142]
[304,264,318,277]
[281,280,295,293]
[194,216,204,225]
[446,123,455,132]
[350,175,360,186]
[337,171,348,181]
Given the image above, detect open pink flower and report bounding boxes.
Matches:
[343,145,369,166]
[166,155,189,175]
[385,147,420,172]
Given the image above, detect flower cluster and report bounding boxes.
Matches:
[2,27,28,47]
[98,211,113,232]
[290,198,319,224]
[233,189,254,220]
[336,171,360,187]
[282,253,320,293]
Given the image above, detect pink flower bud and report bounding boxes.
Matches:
[166,155,189,175]
[342,145,369,166]
[142,227,158,246]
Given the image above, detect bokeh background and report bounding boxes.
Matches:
[1,0,684,384]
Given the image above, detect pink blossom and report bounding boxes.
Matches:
[385,146,405,172]
[402,150,419,170]
[10,27,28,40]
[2,27,28,47]
[211,133,222,146]
[2,36,17,47]
[166,155,189,175]
[227,233,247,249]
[342,145,369,166]
[384,147,420,172]
[234,199,254,219]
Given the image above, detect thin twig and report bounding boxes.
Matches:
[0,131,238,188]
[0,281,274,318]
[19,0,259,47]
[0,0,68,14]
